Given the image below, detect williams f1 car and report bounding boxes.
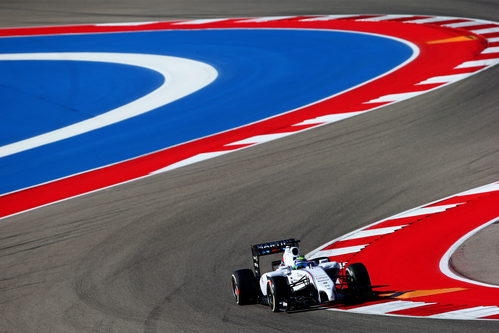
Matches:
[231,239,373,312]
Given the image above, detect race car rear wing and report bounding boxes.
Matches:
[251,238,300,278]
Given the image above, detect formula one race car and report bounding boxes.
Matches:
[231,239,373,312]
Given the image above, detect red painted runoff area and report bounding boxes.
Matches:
[353,191,499,317]
[311,181,499,319]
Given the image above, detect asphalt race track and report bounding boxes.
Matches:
[1,1,498,332]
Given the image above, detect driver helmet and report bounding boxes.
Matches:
[293,256,308,269]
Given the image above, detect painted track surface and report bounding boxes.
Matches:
[0,25,415,198]
[2,13,496,218]
[1,1,499,333]
[308,181,499,319]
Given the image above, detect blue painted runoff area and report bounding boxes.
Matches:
[0,29,413,195]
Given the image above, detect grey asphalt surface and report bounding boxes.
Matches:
[0,1,498,332]
[451,223,499,287]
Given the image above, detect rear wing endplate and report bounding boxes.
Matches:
[251,238,300,278]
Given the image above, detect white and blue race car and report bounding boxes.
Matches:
[231,239,373,312]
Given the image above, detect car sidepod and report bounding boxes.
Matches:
[303,267,335,303]
[259,270,288,296]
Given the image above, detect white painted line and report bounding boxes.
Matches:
[439,216,499,289]
[443,20,488,28]
[390,204,462,219]
[359,15,414,22]
[237,16,296,23]
[455,58,499,68]
[309,245,367,259]
[173,18,228,25]
[307,180,499,262]
[0,27,421,204]
[151,151,231,174]
[472,27,499,35]
[299,15,358,22]
[226,133,295,146]
[366,91,426,103]
[346,301,432,314]
[95,21,158,26]
[417,73,474,84]
[0,53,218,158]
[482,46,499,54]
[457,182,499,196]
[410,16,454,24]
[293,111,367,126]
[488,37,499,42]
[472,27,499,34]
[342,225,406,240]
[429,306,499,319]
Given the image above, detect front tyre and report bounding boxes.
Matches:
[345,263,372,299]
[267,276,290,312]
[231,269,258,305]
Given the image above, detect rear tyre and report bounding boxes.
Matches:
[345,263,372,299]
[231,269,258,305]
[267,276,290,312]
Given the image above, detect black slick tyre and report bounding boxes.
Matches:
[267,276,289,312]
[345,263,372,298]
[231,269,258,305]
